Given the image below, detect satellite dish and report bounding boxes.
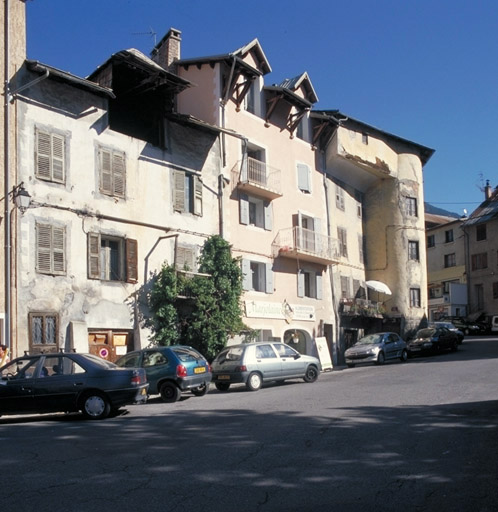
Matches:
[462,208,468,217]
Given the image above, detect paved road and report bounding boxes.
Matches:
[1,337,497,512]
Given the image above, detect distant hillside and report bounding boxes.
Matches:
[424,203,459,218]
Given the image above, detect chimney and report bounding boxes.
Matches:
[485,180,492,200]
[151,28,181,72]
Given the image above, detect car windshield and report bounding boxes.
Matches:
[357,334,383,345]
[416,328,436,338]
[214,347,244,363]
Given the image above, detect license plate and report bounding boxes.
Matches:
[141,388,147,395]
[218,375,230,380]
[194,367,206,374]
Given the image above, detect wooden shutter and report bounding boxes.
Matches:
[36,130,52,179]
[173,171,185,212]
[264,201,272,231]
[241,259,252,291]
[193,175,203,216]
[314,217,321,251]
[52,226,66,273]
[112,152,126,197]
[316,272,323,300]
[297,163,310,192]
[51,134,65,183]
[126,239,138,283]
[240,194,249,225]
[240,154,248,182]
[88,232,101,279]
[297,269,304,298]
[265,263,273,294]
[36,224,53,273]
[100,149,112,194]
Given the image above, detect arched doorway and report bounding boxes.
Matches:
[284,328,309,355]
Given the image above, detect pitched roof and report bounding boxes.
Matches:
[462,186,498,226]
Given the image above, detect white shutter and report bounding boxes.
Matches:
[36,224,52,273]
[297,163,310,192]
[51,134,65,183]
[100,149,112,194]
[173,171,185,212]
[36,131,52,179]
[52,226,66,273]
[264,201,272,231]
[88,232,101,279]
[112,151,125,197]
[240,194,249,225]
[193,176,203,216]
[265,263,273,294]
[297,269,304,298]
[242,259,252,290]
[316,272,323,300]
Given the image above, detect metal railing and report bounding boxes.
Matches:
[239,157,282,194]
[273,226,340,262]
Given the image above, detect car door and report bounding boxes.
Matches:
[385,333,403,359]
[0,357,39,414]
[142,350,171,393]
[253,344,281,380]
[273,343,305,378]
[31,355,88,413]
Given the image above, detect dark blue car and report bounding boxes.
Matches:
[115,345,212,402]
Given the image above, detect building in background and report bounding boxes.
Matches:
[461,181,498,321]
[425,213,467,321]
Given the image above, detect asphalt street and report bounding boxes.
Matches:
[1,336,497,512]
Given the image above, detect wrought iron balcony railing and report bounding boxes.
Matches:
[233,157,282,199]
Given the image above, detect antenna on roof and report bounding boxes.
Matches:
[132,27,157,47]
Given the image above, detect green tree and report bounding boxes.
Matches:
[148,235,244,360]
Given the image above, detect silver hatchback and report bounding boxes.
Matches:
[344,332,408,368]
[211,342,322,392]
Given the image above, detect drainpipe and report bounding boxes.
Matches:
[4,0,11,351]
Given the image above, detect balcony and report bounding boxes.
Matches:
[272,226,340,265]
[340,298,385,318]
[234,157,282,200]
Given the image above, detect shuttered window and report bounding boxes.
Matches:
[99,147,125,198]
[297,163,311,193]
[88,232,137,283]
[36,223,66,275]
[241,259,273,293]
[35,129,65,183]
[173,170,203,216]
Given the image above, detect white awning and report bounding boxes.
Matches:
[366,280,392,295]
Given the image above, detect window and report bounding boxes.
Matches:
[36,223,66,275]
[244,79,261,116]
[408,241,420,261]
[336,185,345,211]
[98,147,125,198]
[255,345,277,359]
[410,288,421,308]
[88,233,138,283]
[476,224,487,241]
[296,116,309,141]
[445,229,454,243]
[406,197,418,217]
[298,269,323,299]
[173,170,202,215]
[337,227,348,258]
[29,312,58,351]
[242,259,273,293]
[35,128,66,183]
[493,282,498,299]
[471,252,488,271]
[427,234,435,248]
[240,194,272,230]
[444,253,456,268]
[475,284,484,310]
[297,163,311,193]
[362,133,368,145]
[176,246,197,272]
[340,275,350,299]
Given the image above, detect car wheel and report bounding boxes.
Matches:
[376,351,385,365]
[347,363,355,368]
[400,349,408,363]
[159,382,181,403]
[191,383,209,396]
[246,372,262,391]
[215,382,230,391]
[81,392,111,420]
[303,365,319,383]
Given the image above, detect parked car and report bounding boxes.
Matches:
[211,342,321,392]
[407,326,459,356]
[344,332,408,368]
[440,316,487,335]
[115,345,211,403]
[0,352,148,420]
[430,321,464,343]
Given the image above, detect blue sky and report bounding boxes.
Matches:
[26,0,498,215]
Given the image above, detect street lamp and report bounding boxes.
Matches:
[12,182,31,212]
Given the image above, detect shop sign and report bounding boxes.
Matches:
[244,300,315,321]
